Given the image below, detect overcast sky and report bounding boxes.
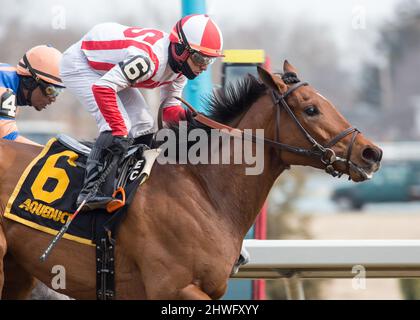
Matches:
[0,0,407,71]
[3,0,402,32]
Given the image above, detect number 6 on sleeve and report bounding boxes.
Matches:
[119,55,151,83]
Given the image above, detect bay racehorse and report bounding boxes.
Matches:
[0,61,382,299]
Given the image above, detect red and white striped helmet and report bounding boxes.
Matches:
[169,14,224,57]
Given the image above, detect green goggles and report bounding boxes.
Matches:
[190,51,216,67]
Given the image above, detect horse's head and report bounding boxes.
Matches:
[257,60,382,182]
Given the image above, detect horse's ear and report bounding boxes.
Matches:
[257,66,287,93]
[283,60,298,74]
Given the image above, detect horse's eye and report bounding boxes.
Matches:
[304,106,319,116]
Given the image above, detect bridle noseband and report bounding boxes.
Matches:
[269,74,360,178]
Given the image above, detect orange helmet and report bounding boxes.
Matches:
[16,45,64,87]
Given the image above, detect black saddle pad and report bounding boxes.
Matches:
[4,137,145,246]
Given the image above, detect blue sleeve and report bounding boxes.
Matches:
[2,131,19,140]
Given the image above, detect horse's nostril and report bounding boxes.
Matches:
[362,147,382,163]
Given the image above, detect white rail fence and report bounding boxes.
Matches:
[233,240,420,299]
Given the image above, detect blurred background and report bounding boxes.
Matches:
[3,0,420,299]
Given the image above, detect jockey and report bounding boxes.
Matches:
[60,14,224,210]
[0,45,64,145]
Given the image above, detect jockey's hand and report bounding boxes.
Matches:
[109,135,132,154]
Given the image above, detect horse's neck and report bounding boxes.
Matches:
[191,162,284,238]
[0,141,40,215]
[189,95,285,239]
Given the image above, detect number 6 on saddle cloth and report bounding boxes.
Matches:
[3,134,160,247]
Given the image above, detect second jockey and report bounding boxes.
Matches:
[0,45,64,145]
[60,14,224,210]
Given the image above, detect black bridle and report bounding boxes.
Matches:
[262,78,360,178]
[173,75,360,179]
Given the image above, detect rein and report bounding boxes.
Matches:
[173,79,359,179]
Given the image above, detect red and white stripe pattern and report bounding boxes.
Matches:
[64,22,190,136]
[80,23,168,84]
[170,14,223,57]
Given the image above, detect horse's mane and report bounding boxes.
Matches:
[167,75,268,133]
[201,75,268,126]
[158,75,268,156]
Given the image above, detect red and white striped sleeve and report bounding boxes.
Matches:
[92,55,155,136]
